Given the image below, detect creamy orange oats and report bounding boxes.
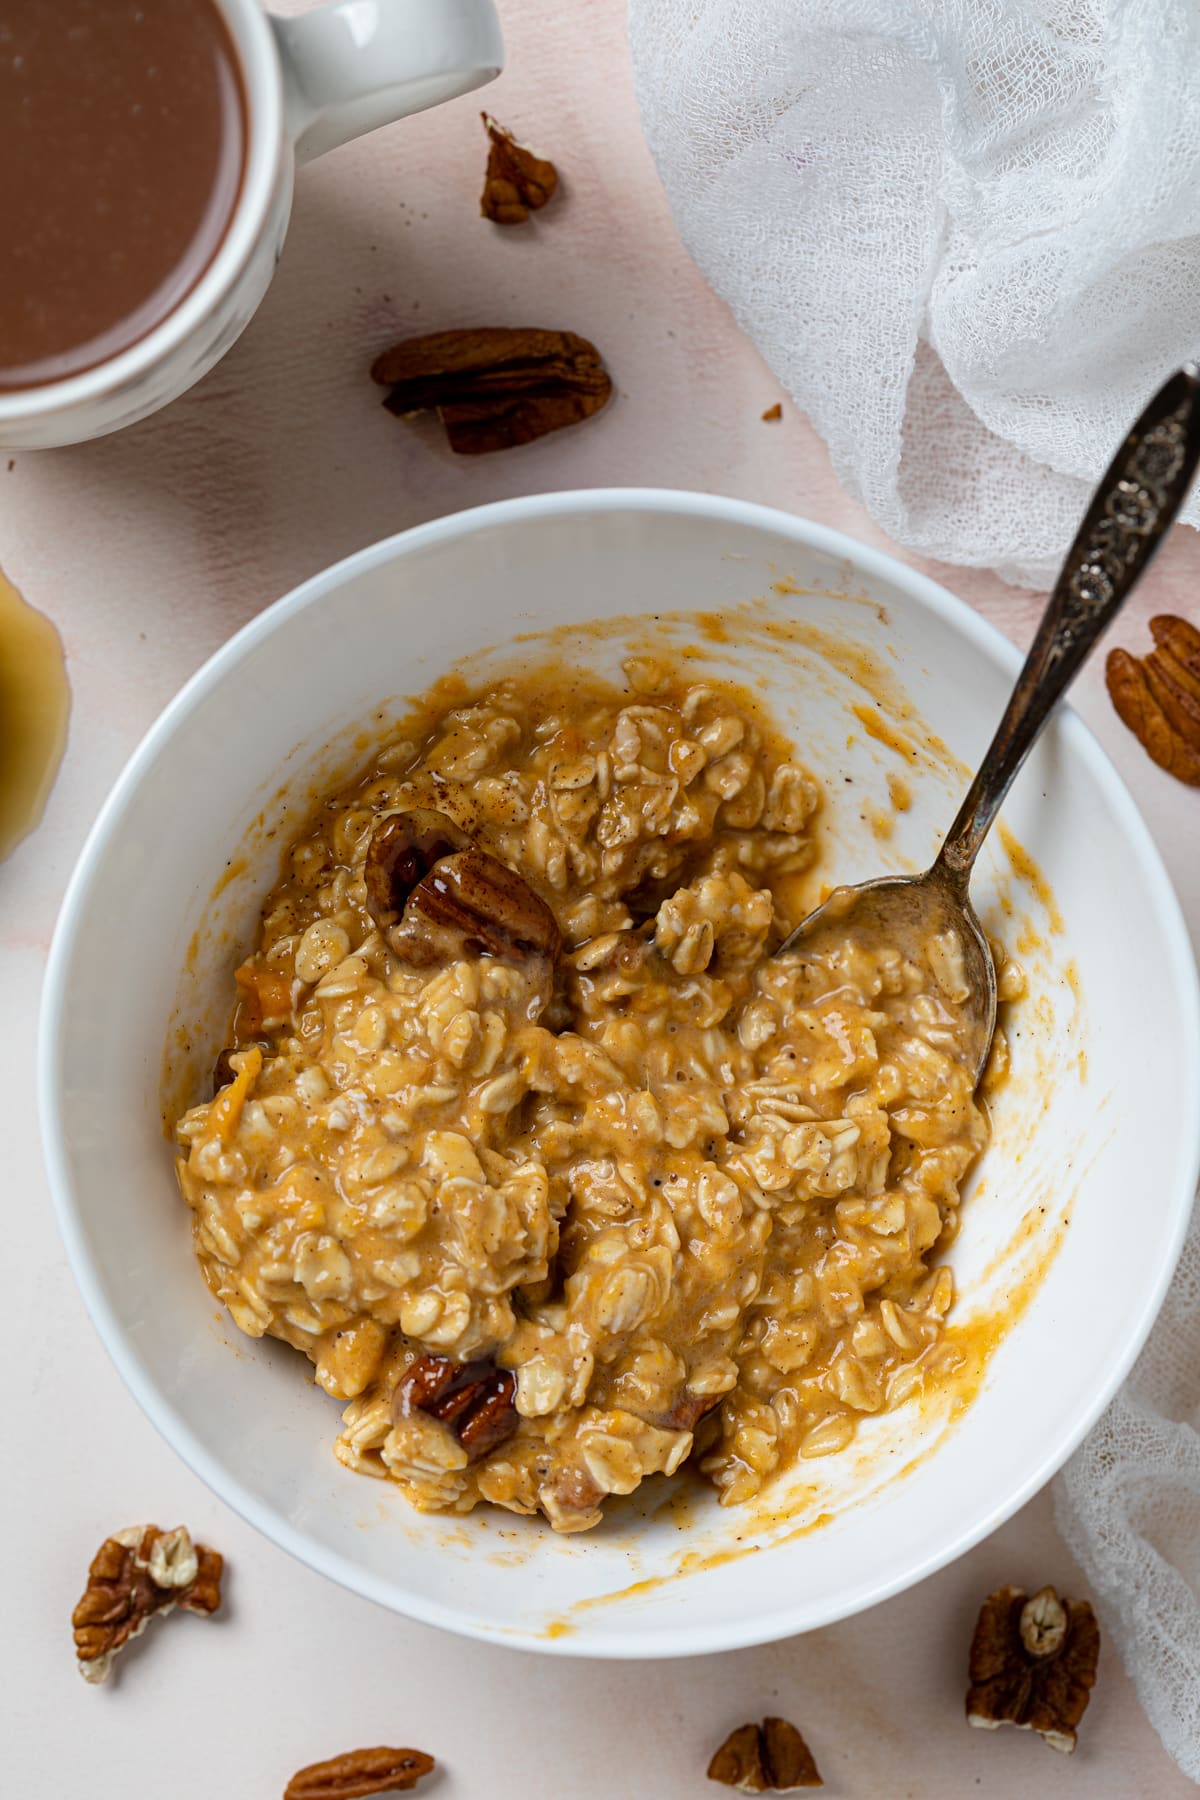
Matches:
[174,659,1001,1531]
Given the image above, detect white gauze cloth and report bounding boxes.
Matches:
[628,1,1200,1773]
[628,0,1200,587]
[1055,1213,1200,1779]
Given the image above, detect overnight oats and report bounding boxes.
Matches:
[174,659,1012,1532]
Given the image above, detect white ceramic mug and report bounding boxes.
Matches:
[0,0,503,452]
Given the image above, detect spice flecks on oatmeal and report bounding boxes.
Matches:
[174,659,986,1531]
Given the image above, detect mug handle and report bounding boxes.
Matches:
[271,0,504,164]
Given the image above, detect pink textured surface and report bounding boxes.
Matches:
[4,4,1198,1795]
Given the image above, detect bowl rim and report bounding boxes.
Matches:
[39,486,1200,1657]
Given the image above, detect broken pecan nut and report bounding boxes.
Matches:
[660,1389,722,1433]
[966,1583,1100,1754]
[1106,613,1200,784]
[394,1354,518,1461]
[364,809,559,985]
[370,327,612,455]
[283,1746,435,1799]
[708,1718,822,1791]
[71,1524,223,1684]
[457,1377,521,1458]
[480,113,558,224]
[363,808,472,938]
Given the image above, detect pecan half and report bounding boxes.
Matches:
[1148,612,1200,735]
[1106,613,1200,784]
[480,113,558,224]
[72,1524,222,1684]
[364,811,559,1017]
[393,847,561,971]
[1153,612,1200,690]
[394,1354,518,1461]
[708,1718,822,1791]
[371,327,611,455]
[966,1583,1100,1753]
[284,1746,435,1799]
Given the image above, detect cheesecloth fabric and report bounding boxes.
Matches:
[627,0,1200,588]
[628,0,1200,1772]
[1055,1214,1200,1779]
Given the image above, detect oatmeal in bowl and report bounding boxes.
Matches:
[43,493,1198,1653]
[174,659,1007,1533]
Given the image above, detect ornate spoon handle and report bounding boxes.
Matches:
[935,365,1200,890]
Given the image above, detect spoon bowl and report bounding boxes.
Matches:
[779,867,996,1082]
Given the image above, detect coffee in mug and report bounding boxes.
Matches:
[0,0,246,391]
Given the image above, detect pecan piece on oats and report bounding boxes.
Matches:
[394,1354,518,1461]
[363,808,472,939]
[708,1718,822,1791]
[392,846,561,974]
[370,327,611,455]
[71,1524,222,1684]
[1106,613,1200,784]
[966,1583,1100,1754]
[661,1389,722,1433]
[480,113,558,223]
[283,1746,435,1799]
[365,808,558,982]
[1152,611,1200,691]
[537,1463,606,1534]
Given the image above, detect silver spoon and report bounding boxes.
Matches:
[777,364,1200,1083]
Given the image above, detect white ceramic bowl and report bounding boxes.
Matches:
[41,491,1200,1657]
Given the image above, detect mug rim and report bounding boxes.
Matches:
[0,0,284,424]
